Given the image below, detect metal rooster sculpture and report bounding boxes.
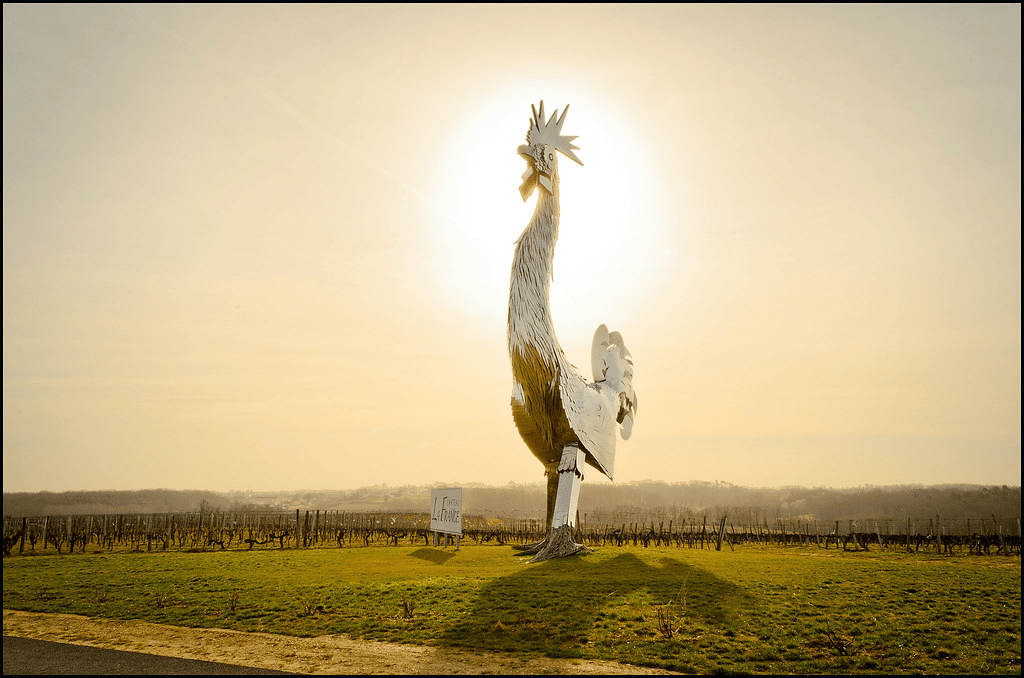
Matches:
[507,101,637,562]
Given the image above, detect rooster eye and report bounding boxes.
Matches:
[548,152,554,161]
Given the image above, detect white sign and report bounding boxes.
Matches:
[430,488,462,535]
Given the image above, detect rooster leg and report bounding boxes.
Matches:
[551,445,584,528]
[544,461,559,531]
[514,461,561,554]
[524,445,594,563]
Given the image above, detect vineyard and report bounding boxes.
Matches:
[3,509,1021,557]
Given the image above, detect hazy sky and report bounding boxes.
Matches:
[4,4,1020,494]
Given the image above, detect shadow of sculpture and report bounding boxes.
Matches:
[437,551,752,664]
[407,548,457,564]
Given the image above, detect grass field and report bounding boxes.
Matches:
[3,543,1020,674]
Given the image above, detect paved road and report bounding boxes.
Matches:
[3,636,298,675]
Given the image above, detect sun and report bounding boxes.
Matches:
[432,96,664,343]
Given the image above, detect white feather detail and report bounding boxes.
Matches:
[560,370,618,479]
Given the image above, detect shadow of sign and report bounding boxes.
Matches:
[408,548,457,564]
[437,552,752,661]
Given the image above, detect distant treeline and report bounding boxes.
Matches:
[4,482,1020,525]
[2,489,242,518]
[575,481,1022,525]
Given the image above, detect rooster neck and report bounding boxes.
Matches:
[508,173,564,369]
[516,188,560,284]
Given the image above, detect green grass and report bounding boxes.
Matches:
[3,544,1020,674]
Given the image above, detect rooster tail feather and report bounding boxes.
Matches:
[591,324,638,440]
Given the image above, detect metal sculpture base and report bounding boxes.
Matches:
[514,445,594,563]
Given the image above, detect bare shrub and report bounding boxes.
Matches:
[401,595,416,619]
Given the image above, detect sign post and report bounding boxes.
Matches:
[430,488,462,550]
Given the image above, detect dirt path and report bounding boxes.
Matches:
[3,609,679,675]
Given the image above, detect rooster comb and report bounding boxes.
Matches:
[526,101,583,166]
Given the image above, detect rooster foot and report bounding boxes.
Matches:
[512,538,547,555]
[520,524,594,563]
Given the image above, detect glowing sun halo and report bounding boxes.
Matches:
[437,100,661,332]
